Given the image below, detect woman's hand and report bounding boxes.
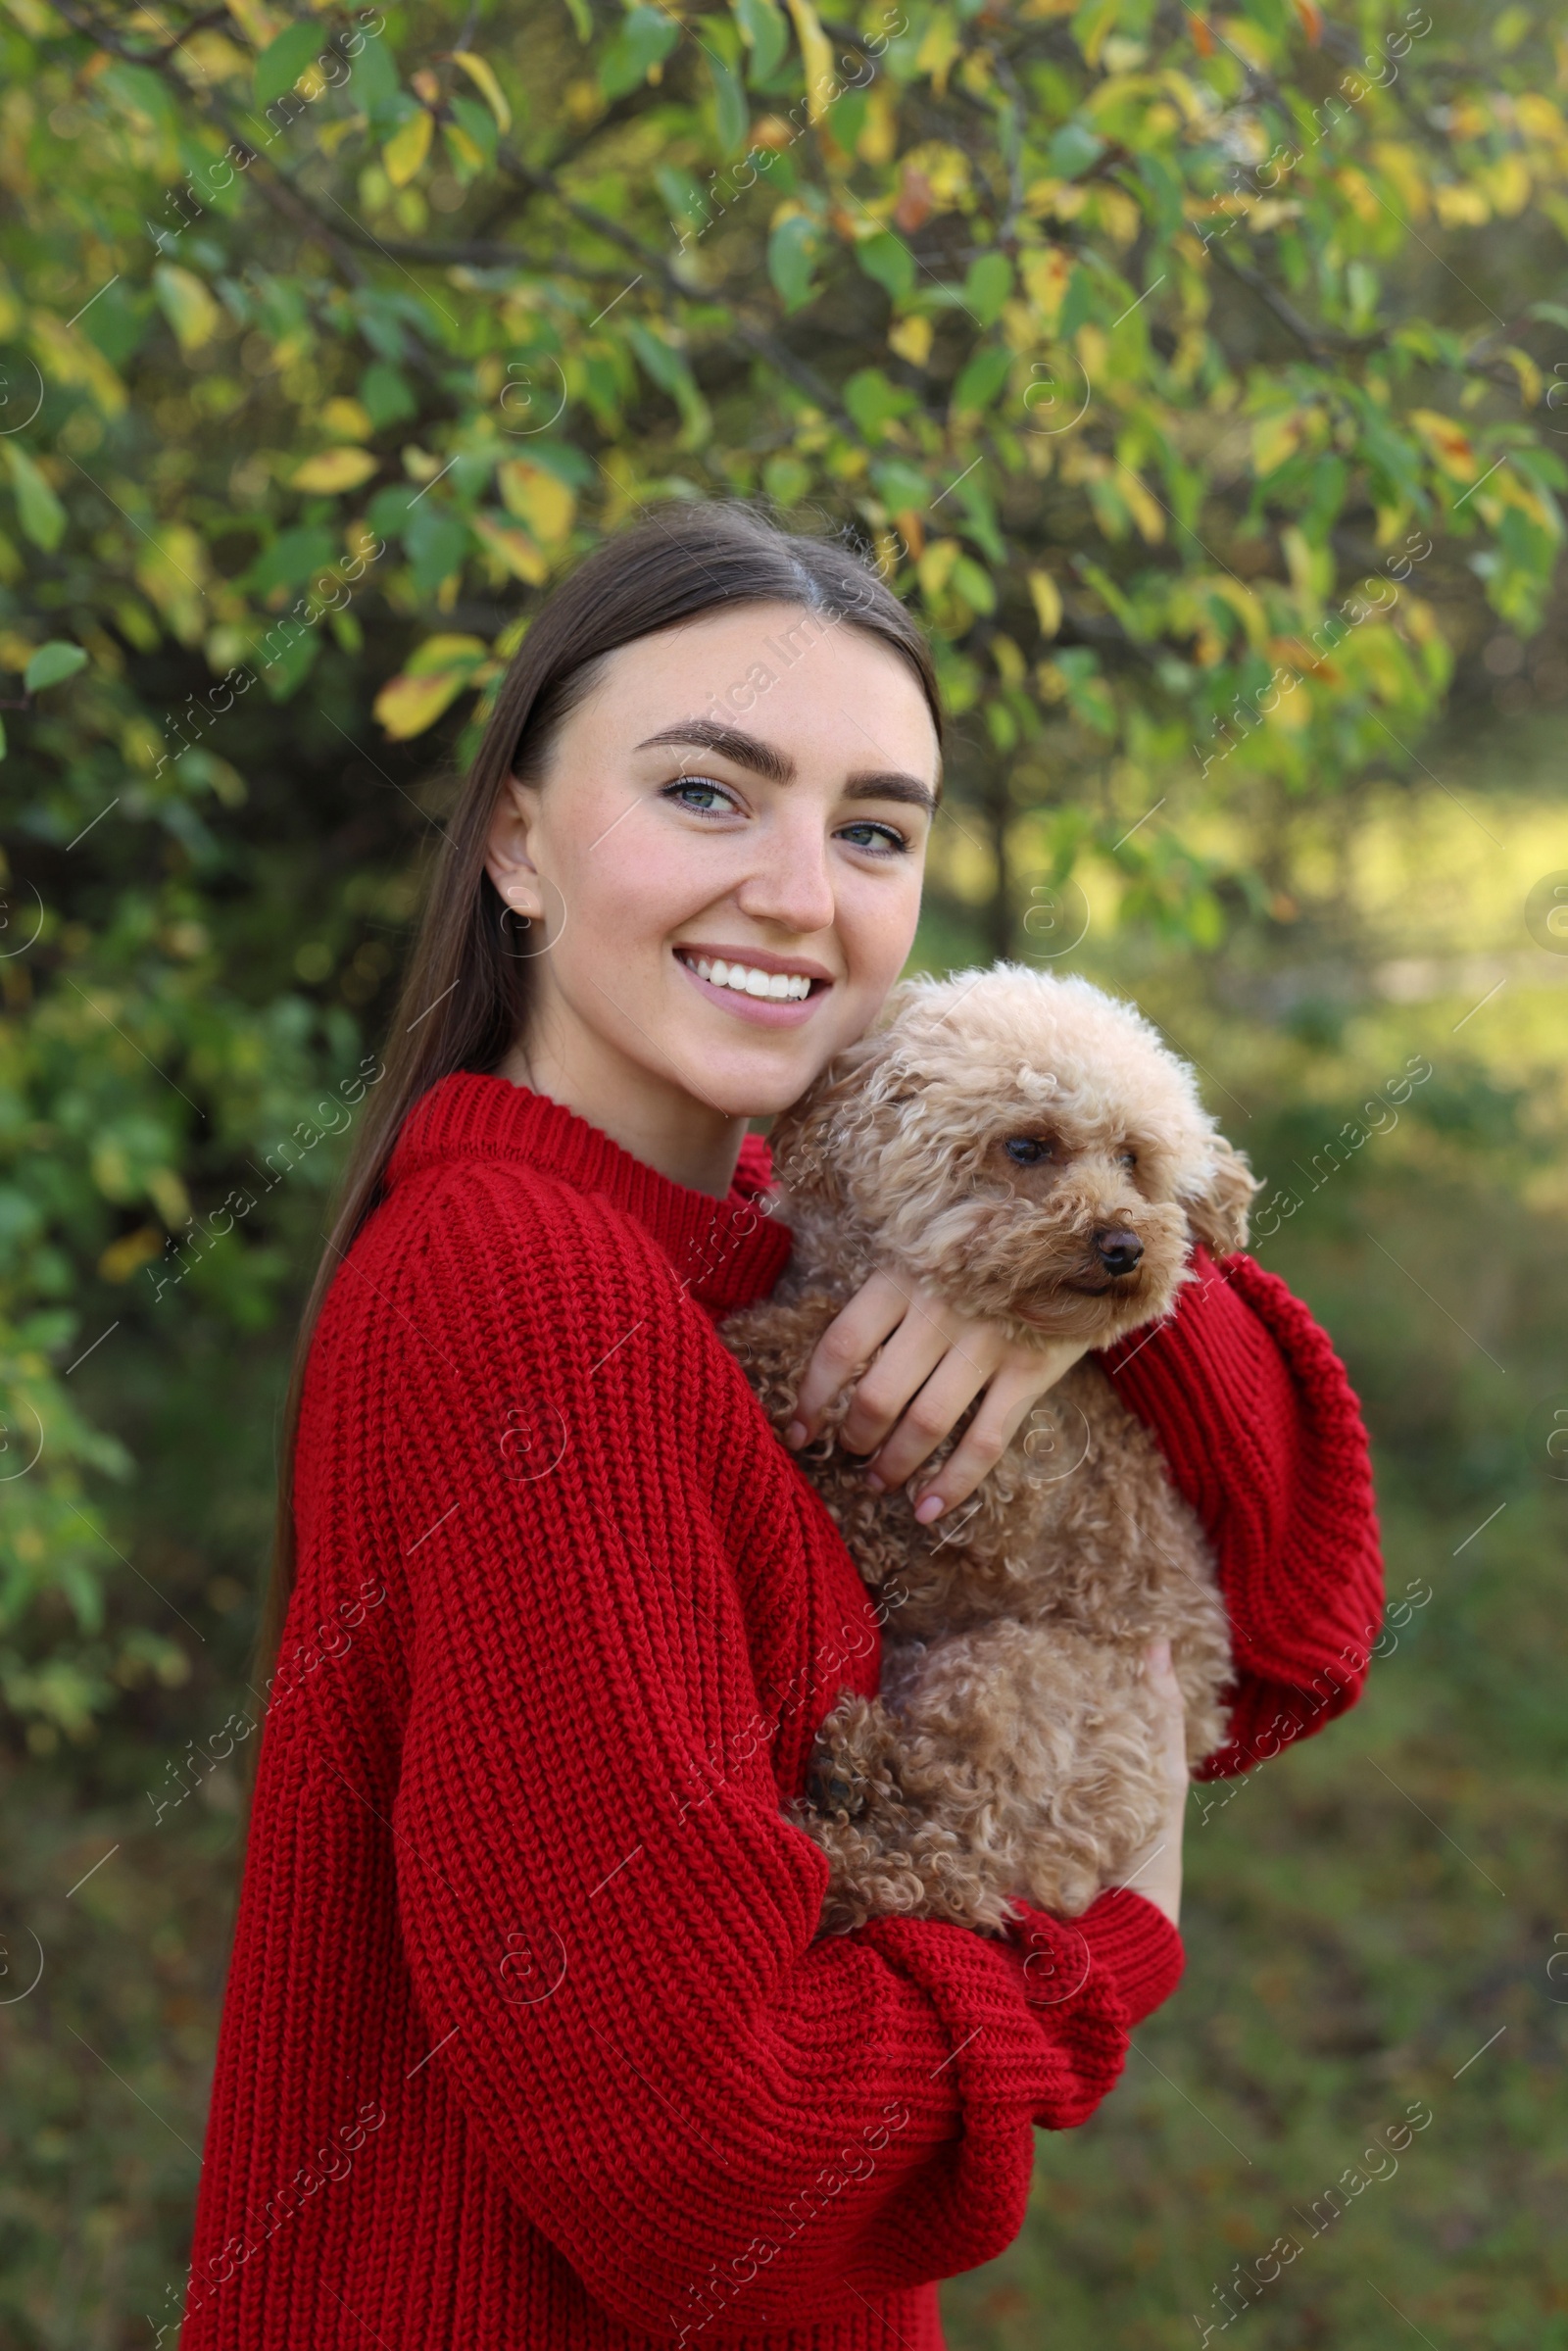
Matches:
[783,1267,1091,1522]
[1105,1641,1188,1928]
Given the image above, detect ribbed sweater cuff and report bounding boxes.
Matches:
[1004,1886,1184,2031]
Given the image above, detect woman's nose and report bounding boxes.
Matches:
[732,824,837,936]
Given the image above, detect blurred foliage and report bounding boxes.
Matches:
[5,0,1568,1731]
[1,0,1567,2334]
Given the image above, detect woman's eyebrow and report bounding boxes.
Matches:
[634,717,940,811]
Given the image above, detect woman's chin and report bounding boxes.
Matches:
[661,1031,842,1123]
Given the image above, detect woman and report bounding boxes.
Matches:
[182,504,1382,2348]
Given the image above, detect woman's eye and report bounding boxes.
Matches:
[1005,1137,1053,1165]
[837,819,910,856]
[663,774,738,815]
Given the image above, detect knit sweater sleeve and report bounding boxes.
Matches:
[377,1165,1183,2337]
[1099,1244,1384,1780]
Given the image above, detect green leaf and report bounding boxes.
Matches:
[844,367,913,439]
[768,214,820,312]
[563,0,594,40]
[246,527,336,596]
[1048,121,1103,177]
[707,45,750,155]
[951,555,997,614]
[351,32,401,122]
[3,446,66,553]
[857,232,915,300]
[599,7,682,98]
[359,362,417,428]
[951,342,1011,416]
[736,0,789,80]
[24,642,88,692]
[255,20,325,107]
[964,251,1013,327]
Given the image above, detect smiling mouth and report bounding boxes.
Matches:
[673,948,829,1004]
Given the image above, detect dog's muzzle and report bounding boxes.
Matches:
[1093,1226,1144,1276]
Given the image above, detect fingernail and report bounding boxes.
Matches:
[784,1421,807,1449]
[914,1494,945,1524]
[863,1469,885,1493]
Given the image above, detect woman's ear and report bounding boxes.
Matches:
[484,775,545,920]
[1184,1134,1261,1256]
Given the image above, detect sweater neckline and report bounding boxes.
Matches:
[383,1067,793,1315]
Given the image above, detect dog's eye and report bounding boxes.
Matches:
[1118,1150,1138,1169]
[1004,1137,1053,1165]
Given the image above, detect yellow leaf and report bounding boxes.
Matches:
[404,633,488,677]
[153,263,220,353]
[498,460,575,542]
[1484,154,1531,218]
[1501,346,1544,408]
[783,0,836,122]
[1267,679,1311,732]
[134,524,210,611]
[1096,187,1141,249]
[1118,470,1166,546]
[384,108,433,187]
[451,49,512,132]
[1251,412,1302,478]
[917,537,961,599]
[1368,141,1430,221]
[291,447,379,492]
[472,514,549,583]
[99,1226,164,1283]
[444,119,486,171]
[1408,410,1477,481]
[915,9,961,97]
[1515,94,1564,142]
[887,313,932,367]
[30,313,126,415]
[991,631,1025,688]
[1433,182,1490,227]
[373,668,472,739]
[1021,245,1072,332]
[319,396,372,441]
[223,0,282,47]
[1026,566,1062,639]
[1207,577,1268,653]
[857,85,897,166]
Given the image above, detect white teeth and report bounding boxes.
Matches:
[679,952,813,1001]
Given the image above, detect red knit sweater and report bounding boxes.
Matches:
[179,1071,1382,2350]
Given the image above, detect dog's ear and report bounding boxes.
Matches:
[1183,1135,1260,1256]
[767,1029,897,1206]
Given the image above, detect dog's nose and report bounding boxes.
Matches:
[1094,1227,1144,1275]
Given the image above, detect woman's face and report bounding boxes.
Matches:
[484,598,940,1132]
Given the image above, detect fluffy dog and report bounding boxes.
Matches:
[719,963,1259,1937]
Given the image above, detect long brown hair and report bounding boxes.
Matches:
[252,498,943,1713]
